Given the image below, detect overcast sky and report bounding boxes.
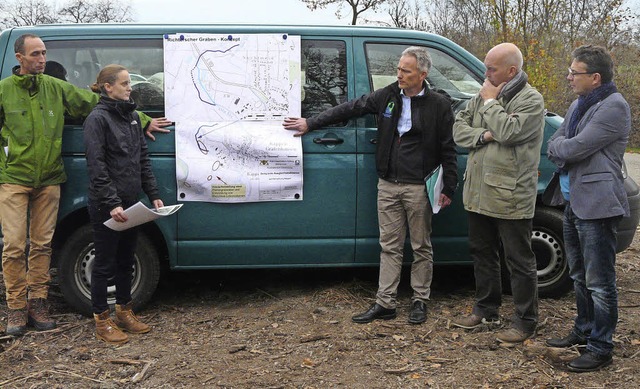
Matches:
[132,0,388,25]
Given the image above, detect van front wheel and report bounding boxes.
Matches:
[57,225,160,316]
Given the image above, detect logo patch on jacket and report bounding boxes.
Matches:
[383,102,394,118]
[131,120,138,125]
[48,110,54,117]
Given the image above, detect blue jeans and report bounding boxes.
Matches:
[564,204,621,355]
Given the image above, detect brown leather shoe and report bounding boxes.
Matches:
[27,298,56,331]
[94,310,129,344]
[114,302,151,334]
[450,313,500,329]
[497,327,534,343]
[7,308,28,336]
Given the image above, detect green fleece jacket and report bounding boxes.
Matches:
[453,83,544,219]
[0,71,152,188]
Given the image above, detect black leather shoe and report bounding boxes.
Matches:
[352,303,396,324]
[567,351,612,372]
[408,301,427,324]
[546,332,588,348]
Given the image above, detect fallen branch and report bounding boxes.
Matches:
[300,334,330,343]
[384,365,418,374]
[0,371,42,386]
[47,369,103,383]
[109,358,144,365]
[619,288,640,294]
[228,345,247,354]
[132,360,153,383]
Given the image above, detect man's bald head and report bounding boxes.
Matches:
[484,42,523,86]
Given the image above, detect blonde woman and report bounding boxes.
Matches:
[83,64,163,344]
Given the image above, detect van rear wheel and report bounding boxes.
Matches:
[533,207,571,297]
[57,225,160,316]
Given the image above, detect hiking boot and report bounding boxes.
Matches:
[6,308,28,336]
[450,313,500,329]
[27,298,57,331]
[94,310,129,344]
[497,327,534,343]
[115,302,151,334]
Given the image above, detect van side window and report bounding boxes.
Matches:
[301,40,348,123]
[365,43,482,101]
[44,39,164,113]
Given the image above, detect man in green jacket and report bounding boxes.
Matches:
[451,43,545,343]
[0,34,170,336]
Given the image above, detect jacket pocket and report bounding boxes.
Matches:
[484,172,517,190]
[580,172,613,183]
[479,171,517,214]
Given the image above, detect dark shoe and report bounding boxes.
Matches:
[27,298,56,331]
[496,327,534,343]
[408,301,427,324]
[546,332,588,348]
[352,303,396,324]
[450,313,500,329]
[6,308,27,336]
[567,351,613,372]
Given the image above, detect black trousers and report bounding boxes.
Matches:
[468,211,538,333]
[88,201,138,314]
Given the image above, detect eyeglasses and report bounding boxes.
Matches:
[567,68,596,77]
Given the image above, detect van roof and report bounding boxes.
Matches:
[4,23,447,42]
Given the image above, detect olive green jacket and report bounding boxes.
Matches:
[453,84,544,219]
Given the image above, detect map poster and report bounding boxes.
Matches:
[175,121,303,203]
[163,33,302,202]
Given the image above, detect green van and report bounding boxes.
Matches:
[1,24,638,315]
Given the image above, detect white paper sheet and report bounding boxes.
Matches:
[104,201,183,231]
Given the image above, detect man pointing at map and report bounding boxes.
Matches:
[283,46,457,325]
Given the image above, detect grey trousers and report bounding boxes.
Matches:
[468,211,538,333]
[375,179,434,309]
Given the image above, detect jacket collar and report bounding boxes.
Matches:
[12,65,42,96]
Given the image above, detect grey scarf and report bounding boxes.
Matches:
[498,70,528,102]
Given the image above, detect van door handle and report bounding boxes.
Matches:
[370,138,377,144]
[313,137,344,145]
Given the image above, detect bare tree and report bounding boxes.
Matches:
[385,0,429,30]
[300,0,386,25]
[0,0,133,29]
[0,0,58,29]
[59,0,134,23]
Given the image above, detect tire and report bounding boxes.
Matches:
[501,207,571,298]
[57,225,161,316]
[532,207,571,298]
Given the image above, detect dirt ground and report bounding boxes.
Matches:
[0,230,638,389]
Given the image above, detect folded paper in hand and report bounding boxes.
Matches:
[104,201,183,231]
[425,165,443,214]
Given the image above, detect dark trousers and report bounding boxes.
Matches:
[88,201,138,314]
[564,204,620,355]
[468,212,538,333]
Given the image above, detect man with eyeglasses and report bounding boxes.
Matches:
[545,45,630,372]
[451,43,544,344]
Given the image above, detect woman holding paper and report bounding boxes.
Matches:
[83,64,163,344]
